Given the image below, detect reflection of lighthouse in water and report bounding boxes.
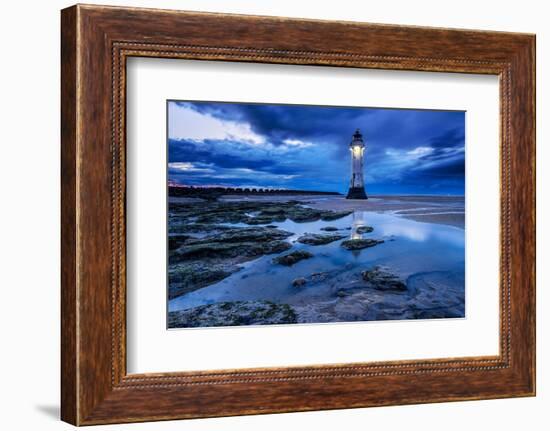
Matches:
[346,129,368,200]
[350,211,366,240]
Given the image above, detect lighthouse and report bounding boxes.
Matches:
[346,129,368,200]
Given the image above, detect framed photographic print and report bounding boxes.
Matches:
[165,101,466,329]
[61,4,536,425]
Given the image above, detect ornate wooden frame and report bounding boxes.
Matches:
[61,4,536,425]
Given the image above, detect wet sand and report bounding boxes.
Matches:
[219,194,465,229]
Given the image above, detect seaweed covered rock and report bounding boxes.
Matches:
[210,227,293,243]
[361,266,407,291]
[168,301,298,328]
[169,199,351,226]
[320,226,339,231]
[258,206,288,216]
[244,216,279,225]
[174,240,291,260]
[173,227,293,260]
[168,262,240,299]
[321,210,353,221]
[292,277,307,287]
[341,238,384,250]
[287,207,324,223]
[273,250,313,266]
[169,200,286,225]
[356,225,374,234]
[169,223,233,235]
[280,205,351,223]
[297,233,346,245]
[168,234,193,251]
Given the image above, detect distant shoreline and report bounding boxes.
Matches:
[168,185,464,199]
[168,185,341,199]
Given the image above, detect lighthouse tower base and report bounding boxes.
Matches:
[346,187,368,200]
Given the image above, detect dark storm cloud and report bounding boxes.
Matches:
[169,138,277,171]
[427,126,465,149]
[168,101,465,195]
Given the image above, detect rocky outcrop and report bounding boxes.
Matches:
[361,266,407,291]
[174,240,292,260]
[168,234,193,251]
[168,301,298,328]
[292,277,307,287]
[169,222,233,235]
[169,200,352,226]
[356,225,374,234]
[207,226,293,244]
[168,226,294,299]
[341,238,384,250]
[173,227,293,260]
[168,262,240,299]
[297,233,346,245]
[273,250,313,266]
[321,210,353,221]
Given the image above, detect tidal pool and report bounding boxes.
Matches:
[169,210,465,316]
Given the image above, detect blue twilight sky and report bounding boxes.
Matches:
[167,101,465,195]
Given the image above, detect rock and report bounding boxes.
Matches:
[361,266,407,291]
[321,210,353,221]
[168,262,239,299]
[261,241,294,255]
[285,206,351,223]
[174,240,290,260]
[174,227,293,260]
[287,207,324,223]
[169,223,232,234]
[320,226,339,231]
[170,199,352,226]
[168,234,293,297]
[244,216,276,225]
[297,233,346,245]
[292,277,307,287]
[356,225,374,234]
[170,200,290,225]
[273,250,313,266]
[341,238,384,250]
[310,271,329,281]
[258,207,287,216]
[168,301,298,328]
[256,208,288,223]
[168,234,192,251]
[211,226,293,243]
[336,290,350,297]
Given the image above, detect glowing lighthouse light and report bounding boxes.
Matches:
[346,129,368,200]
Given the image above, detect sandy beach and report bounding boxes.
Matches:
[218,194,465,229]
